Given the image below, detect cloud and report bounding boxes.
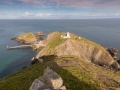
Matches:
[36,13,43,17]
[1,0,120,11]
[19,0,41,4]
[0,13,7,16]
[45,14,52,16]
[22,12,33,17]
[22,12,53,18]
[15,0,120,10]
[35,13,52,17]
[20,12,120,19]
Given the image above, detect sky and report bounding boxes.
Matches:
[0,0,120,19]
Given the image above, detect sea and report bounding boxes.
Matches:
[0,19,120,79]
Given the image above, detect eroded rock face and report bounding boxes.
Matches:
[37,39,120,70]
[55,40,120,69]
[56,40,113,64]
[29,67,66,90]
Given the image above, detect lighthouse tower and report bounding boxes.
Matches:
[63,32,71,38]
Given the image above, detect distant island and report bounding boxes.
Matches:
[1,31,120,90]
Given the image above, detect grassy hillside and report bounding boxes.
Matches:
[0,55,120,90]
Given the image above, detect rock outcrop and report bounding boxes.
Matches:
[35,32,46,41]
[36,32,120,70]
[55,39,116,67]
[30,79,45,90]
[29,67,66,90]
[31,57,43,65]
[117,59,120,65]
[107,48,119,60]
[16,32,37,44]
[12,32,45,44]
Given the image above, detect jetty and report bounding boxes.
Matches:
[7,45,32,50]
[7,41,45,50]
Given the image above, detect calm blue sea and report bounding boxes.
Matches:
[0,19,120,79]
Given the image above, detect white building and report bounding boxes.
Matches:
[63,32,71,38]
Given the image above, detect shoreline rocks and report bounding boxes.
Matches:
[29,67,66,90]
[107,48,119,60]
[31,57,44,65]
[11,37,17,40]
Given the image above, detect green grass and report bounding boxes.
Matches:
[0,56,120,90]
[82,37,104,50]
[71,34,104,50]
[0,63,45,90]
[47,32,104,51]
[17,32,35,40]
[47,33,67,48]
[55,67,100,90]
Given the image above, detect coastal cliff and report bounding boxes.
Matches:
[0,31,120,90]
[36,31,120,70]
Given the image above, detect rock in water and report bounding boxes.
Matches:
[43,67,63,89]
[29,79,44,90]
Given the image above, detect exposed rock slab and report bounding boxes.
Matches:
[29,79,45,90]
[29,67,66,90]
[43,67,63,89]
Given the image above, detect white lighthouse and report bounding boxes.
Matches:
[63,32,71,38]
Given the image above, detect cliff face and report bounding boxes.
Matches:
[57,40,115,65]
[36,31,120,69]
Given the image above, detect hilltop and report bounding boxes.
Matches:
[0,31,120,90]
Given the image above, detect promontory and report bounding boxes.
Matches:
[0,31,120,90]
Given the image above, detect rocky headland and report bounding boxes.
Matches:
[36,31,120,70]
[1,31,120,90]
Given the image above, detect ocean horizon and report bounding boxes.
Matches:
[0,19,120,79]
